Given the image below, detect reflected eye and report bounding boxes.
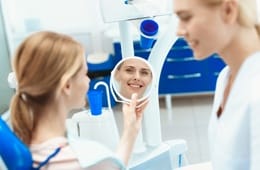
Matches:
[140,70,150,76]
[140,68,151,76]
[125,68,135,74]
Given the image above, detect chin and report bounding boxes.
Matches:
[82,101,86,107]
[76,101,86,109]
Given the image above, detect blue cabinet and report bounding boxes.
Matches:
[159,38,225,95]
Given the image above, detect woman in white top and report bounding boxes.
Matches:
[172,0,260,169]
[10,31,147,169]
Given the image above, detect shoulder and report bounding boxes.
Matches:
[249,74,260,107]
[243,52,260,100]
[217,66,229,82]
[215,66,229,90]
[246,53,260,125]
[30,137,83,169]
[242,52,260,76]
[248,62,260,156]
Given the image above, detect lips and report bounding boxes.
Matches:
[127,83,143,88]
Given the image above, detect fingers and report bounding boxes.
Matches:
[122,93,137,115]
[130,93,138,109]
[121,93,146,134]
[131,93,138,103]
[136,98,149,109]
[122,93,148,118]
[135,100,148,118]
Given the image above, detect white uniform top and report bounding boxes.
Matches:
[208,52,260,170]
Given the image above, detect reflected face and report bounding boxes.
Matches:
[115,58,153,99]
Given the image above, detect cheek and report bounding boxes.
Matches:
[84,79,90,92]
[84,82,89,92]
[122,76,130,83]
[194,23,220,52]
[191,15,214,37]
[192,22,208,38]
[201,29,225,55]
[143,77,152,84]
[76,78,89,94]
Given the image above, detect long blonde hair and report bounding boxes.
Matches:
[205,0,260,36]
[10,31,84,145]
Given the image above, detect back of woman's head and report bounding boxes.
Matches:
[203,0,260,37]
[10,31,84,145]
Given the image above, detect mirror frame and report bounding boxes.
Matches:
[110,56,155,105]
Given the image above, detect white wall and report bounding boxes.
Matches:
[0,1,14,114]
[3,0,173,58]
[4,0,112,55]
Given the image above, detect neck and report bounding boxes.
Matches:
[31,101,69,144]
[220,26,260,79]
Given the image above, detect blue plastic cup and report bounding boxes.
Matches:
[87,90,103,115]
[140,19,159,49]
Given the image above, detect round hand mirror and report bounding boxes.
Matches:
[110,56,154,106]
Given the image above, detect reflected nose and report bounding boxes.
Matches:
[134,72,141,80]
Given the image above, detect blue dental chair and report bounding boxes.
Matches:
[0,117,33,170]
[0,117,62,170]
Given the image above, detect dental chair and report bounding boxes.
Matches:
[0,117,32,170]
[0,117,61,170]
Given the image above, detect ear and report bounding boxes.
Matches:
[221,0,239,24]
[62,78,72,96]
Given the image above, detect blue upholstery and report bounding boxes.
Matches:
[0,117,33,170]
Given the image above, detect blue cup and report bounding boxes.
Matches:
[87,90,103,115]
[140,19,159,49]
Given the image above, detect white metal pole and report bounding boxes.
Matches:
[144,16,178,146]
[118,21,134,58]
[118,20,146,152]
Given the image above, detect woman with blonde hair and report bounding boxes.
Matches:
[173,0,260,169]
[10,31,146,169]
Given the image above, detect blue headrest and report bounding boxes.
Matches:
[0,117,33,170]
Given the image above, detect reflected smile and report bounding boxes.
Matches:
[127,83,144,88]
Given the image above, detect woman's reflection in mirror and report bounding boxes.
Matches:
[114,57,153,100]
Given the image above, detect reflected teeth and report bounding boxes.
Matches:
[129,84,141,88]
